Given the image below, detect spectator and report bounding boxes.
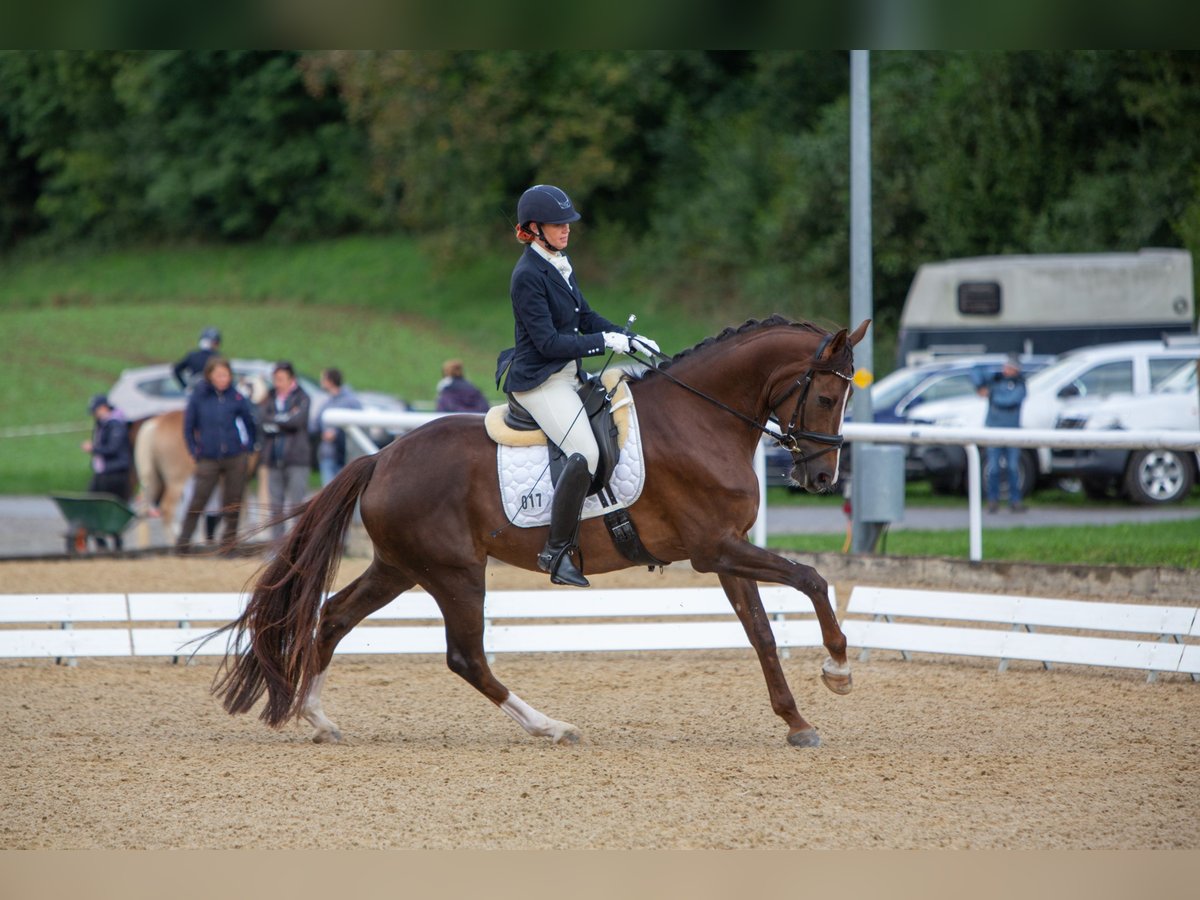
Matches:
[314,367,363,486]
[260,361,312,540]
[82,394,132,502]
[978,354,1028,513]
[173,326,222,390]
[436,359,490,413]
[177,357,257,554]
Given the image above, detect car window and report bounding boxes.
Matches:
[1067,360,1133,398]
[1149,356,1196,388]
[136,376,185,399]
[871,368,936,410]
[915,373,981,404]
[1154,358,1199,393]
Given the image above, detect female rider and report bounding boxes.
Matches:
[496,184,659,587]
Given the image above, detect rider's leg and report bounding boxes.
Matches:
[512,365,599,587]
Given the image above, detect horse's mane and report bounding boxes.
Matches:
[631,315,847,381]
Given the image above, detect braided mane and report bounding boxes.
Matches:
[639,315,848,378]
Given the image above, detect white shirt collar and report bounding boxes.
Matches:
[531,242,572,284]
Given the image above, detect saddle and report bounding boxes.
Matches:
[502,372,622,495]
[484,370,666,569]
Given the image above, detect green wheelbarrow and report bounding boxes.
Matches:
[49,492,138,555]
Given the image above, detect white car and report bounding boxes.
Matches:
[1050,359,1199,504]
[106,359,408,444]
[905,338,1200,493]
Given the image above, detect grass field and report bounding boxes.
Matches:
[1,236,730,495]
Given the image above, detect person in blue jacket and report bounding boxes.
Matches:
[82,394,133,502]
[495,184,660,587]
[177,356,257,553]
[978,354,1028,513]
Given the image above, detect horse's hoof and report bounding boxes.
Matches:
[787,728,821,748]
[553,725,582,746]
[820,657,853,695]
[820,670,853,695]
[312,727,342,744]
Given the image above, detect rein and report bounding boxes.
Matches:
[638,333,853,465]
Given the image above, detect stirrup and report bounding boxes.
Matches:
[538,545,589,588]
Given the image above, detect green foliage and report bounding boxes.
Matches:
[0,50,375,249]
[2,51,1198,329]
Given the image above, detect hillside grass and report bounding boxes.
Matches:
[1,235,739,495]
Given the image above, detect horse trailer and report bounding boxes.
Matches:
[895,248,1195,367]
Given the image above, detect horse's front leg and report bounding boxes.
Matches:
[716,573,824,746]
[698,538,852,706]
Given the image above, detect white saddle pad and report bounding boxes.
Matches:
[497,403,646,528]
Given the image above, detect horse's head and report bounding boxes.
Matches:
[772,319,869,493]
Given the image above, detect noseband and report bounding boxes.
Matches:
[767,333,854,465]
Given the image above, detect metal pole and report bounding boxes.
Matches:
[849,50,877,553]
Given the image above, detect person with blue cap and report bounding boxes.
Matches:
[173,327,222,389]
[81,394,132,502]
[494,184,660,587]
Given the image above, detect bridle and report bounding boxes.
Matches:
[640,331,854,466]
[765,333,854,465]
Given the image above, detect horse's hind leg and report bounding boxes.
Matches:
[299,559,416,743]
[428,571,581,746]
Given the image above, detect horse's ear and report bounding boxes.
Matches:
[849,319,871,347]
[824,329,849,359]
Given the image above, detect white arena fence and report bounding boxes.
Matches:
[324,407,1200,561]
[3,586,1197,681]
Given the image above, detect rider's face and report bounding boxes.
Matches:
[539,222,570,251]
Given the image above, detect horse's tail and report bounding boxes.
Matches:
[210,453,379,728]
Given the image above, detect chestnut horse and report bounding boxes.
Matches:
[211,316,869,748]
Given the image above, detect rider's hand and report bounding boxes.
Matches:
[631,335,661,356]
[602,332,631,354]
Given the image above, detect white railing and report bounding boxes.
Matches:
[324,409,1200,561]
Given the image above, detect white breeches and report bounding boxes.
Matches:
[512,363,599,474]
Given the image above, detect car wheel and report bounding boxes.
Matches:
[929,470,964,495]
[1123,449,1195,505]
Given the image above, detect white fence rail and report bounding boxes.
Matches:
[324,408,1200,560]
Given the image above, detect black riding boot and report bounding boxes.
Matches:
[537,452,592,588]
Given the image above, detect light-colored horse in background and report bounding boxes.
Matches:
[131,375,269,545]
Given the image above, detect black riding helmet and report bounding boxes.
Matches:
[517,184,581,227]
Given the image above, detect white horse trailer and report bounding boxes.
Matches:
[896,248,1195,366]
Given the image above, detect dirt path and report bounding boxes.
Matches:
[1,556,1197,849]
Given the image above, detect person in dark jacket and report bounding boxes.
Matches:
[259,360,312,541]
[173,326,221,389]
[177,356,257,553]
[977,354,1028,513]
[436,359,490,413]
[82,394,132,501]
[494,184,660,587]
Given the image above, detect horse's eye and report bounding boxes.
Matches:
[817,395,834,410]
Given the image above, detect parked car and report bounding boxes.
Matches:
[1049,359,1199,504]
[904,337,1200,494]
[762,354,1053,489]
[106,359,408,446]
